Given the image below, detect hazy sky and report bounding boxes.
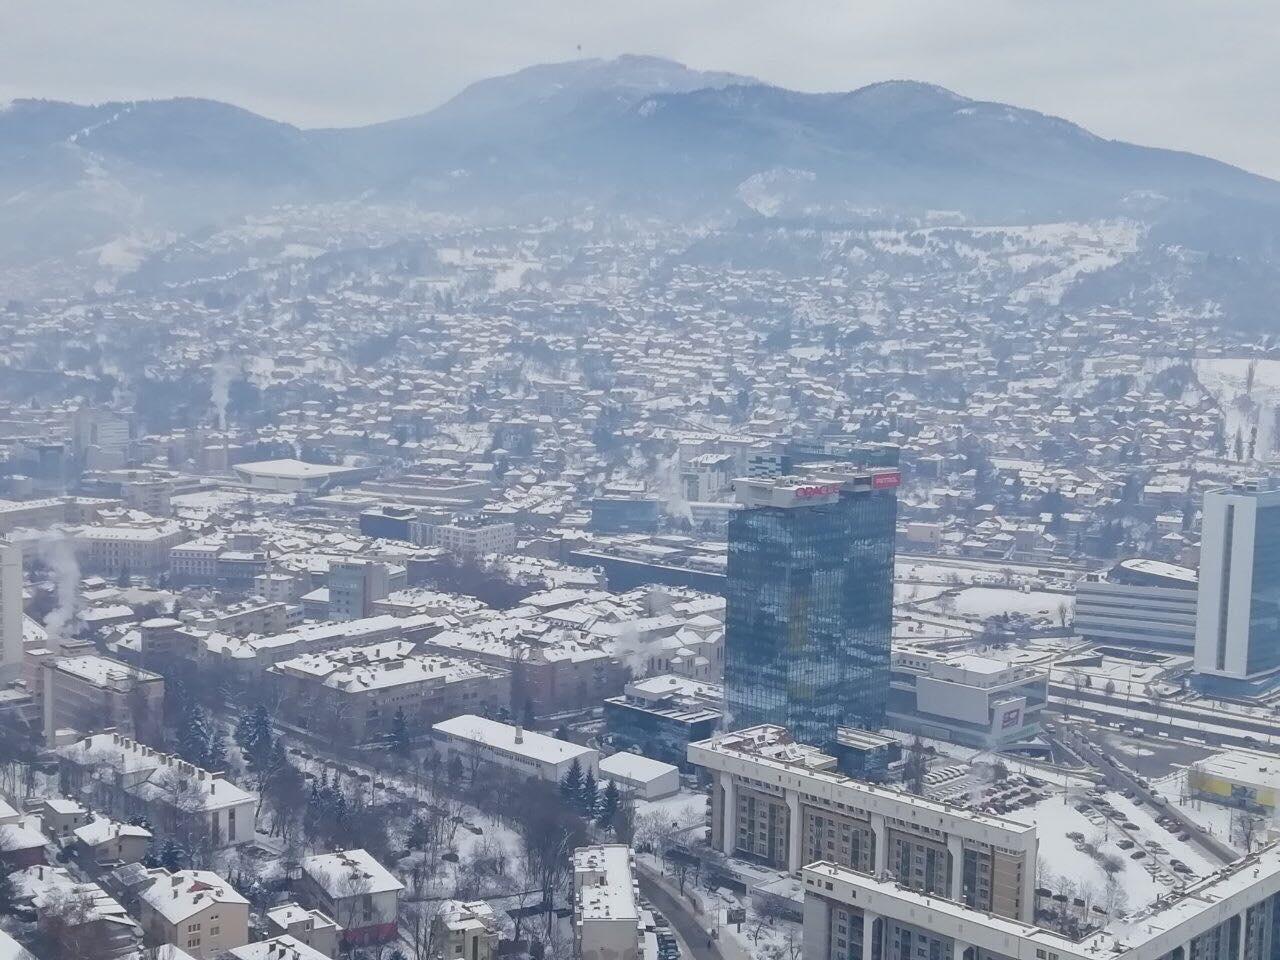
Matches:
[4,1,1280,177]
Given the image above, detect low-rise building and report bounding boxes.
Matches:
[137,868,249,960]
[227,936,330,960]
[604,674,722,769]
[72,817,152,865]
[434,900,500,960]
[58,733,256,850]
[432,714,599,783]
[887,650,1048,748]
[1188,750,1280,815]
[264,902,342,958]
[598,752,680,800]
[299,849,403,947]
[573,844,643,960]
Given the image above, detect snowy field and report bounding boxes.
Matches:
[921,586,1070,621]
[1194,357,1280,462]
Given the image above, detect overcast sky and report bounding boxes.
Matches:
[4,1,1279,177]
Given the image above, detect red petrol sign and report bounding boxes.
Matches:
[871,471,902,489]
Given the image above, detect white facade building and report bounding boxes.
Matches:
[1194,480,1280,683]
[432,714,599,783]
[1075,558,1198,651]
[573,845,643,960]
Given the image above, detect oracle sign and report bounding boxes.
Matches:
[795,483,842,499]
[871,471,902,490]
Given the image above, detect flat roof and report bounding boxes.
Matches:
[234,459,359,479]
[599,752,679,783]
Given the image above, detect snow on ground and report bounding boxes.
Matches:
[1153,769,1245,852]
[1006,791,1165,911]
[1193,358,1280,461]
[636,789,707,832]
[924,586,1070,621]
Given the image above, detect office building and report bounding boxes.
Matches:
[1074,558,1198,651]
[724,466,899,747]
[689,725,1037,921]
[590,496,660,534]
[572,845,643,960]
[327,560,393,621]
[802,844,1280,960]
[1194,480,1280,686]
[603,674,722,769]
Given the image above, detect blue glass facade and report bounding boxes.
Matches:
[724,485,896,747]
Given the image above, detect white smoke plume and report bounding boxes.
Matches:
[37,533,80,651]
[210,357,242,429]
[653,451,692,522]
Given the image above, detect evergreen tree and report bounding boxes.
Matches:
[0,867,16,916]
[388,707,411,757]
[177,704,211,767]
[446,754,465,785]
[596,780,621,830]
[560,758,584,807]
[522,699,536,729]
[159,837,184,871]
[579,769,598,819]
[206,727,228,772]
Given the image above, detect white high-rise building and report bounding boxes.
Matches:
[1194,479,1280,683]
[0,539,22,682]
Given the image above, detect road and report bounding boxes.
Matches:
[635,862,724,960]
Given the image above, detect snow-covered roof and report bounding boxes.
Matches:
[433,714,596,766]
[138,869,248,924]
[301,848,403,897]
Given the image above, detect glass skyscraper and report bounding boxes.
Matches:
[724,467,898,747]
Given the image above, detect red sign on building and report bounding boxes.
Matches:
[871,471,902,489]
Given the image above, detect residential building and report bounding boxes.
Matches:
[41,654,165,746]
[1074,558,1198,650]
[422,517,517,558]
[57,733,256,849]
[137,868,249,960]
[299,849,403,946]
[434,900,500,960]
[1194,480,1280,686]
[264,902,342,958]
[227,936,329,960]
[689,725,1037,921]
[432,714,599,783]
[39,797,91,838]
[75,520,189,577]
[801,844,1280,960]
[269,641,509,741]
[72,818,152,865]
[725,466,899,747]
[887,650,1048,748]
[573,845,643,960]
